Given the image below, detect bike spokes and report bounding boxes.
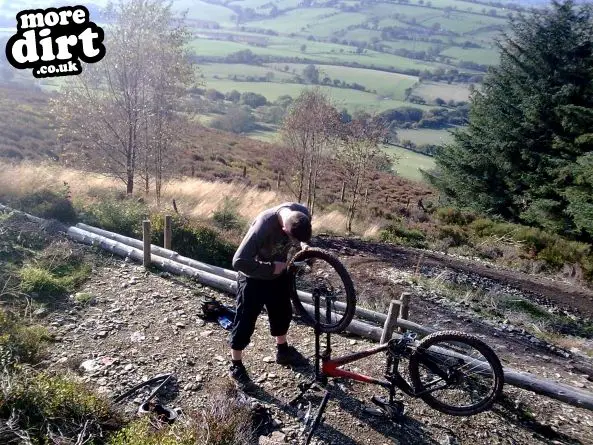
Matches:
[289,249,356,333]
[409,332,504,416]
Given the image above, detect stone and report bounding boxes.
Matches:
[97,331,108,338]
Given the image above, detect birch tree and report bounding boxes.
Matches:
[54,0,194,196]
[279,88,340,215]
[337,114,387,232]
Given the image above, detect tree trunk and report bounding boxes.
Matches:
[340,181,346,202]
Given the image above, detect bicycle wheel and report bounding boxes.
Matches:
[408,331,504,416]
[288,248,356,334]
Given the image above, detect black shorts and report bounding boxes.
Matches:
[230,272,293,351]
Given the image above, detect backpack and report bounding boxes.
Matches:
[200,297,236,330]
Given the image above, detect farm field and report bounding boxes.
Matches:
[441,47,500,65]
[382,144,437,181]
[190,36,448,73]
[413,82,472,102]
[396,128,455,146]
[198,63,295,81]
[264,63,419,99]
[203,79,419,112]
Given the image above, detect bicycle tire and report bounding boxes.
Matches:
[408,330,504,416]
[288,248,356,334]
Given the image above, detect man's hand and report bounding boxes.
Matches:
[300,242,310,251]
[273,261,286,275]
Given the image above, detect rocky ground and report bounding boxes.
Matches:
[36,233,593,445]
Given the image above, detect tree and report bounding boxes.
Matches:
[226,90,241,103]
[54,0,195,197]
[210,107,256,133]
[240,92,267,108]
[432,1,593,238]
[336,114,387,232]
[279,89,340,215]
[302,64,320,84]
[300,44,307,52]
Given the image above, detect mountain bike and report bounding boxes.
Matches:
[286,248,504,444]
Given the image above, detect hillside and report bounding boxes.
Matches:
[2,206,593,444]
[0,0,531,153]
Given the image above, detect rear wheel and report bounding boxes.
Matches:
[408,331,504,416]
[288,248,356,334]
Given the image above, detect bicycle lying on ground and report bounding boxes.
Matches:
[286,248,505,444]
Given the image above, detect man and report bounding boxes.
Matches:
[229,202,312,390]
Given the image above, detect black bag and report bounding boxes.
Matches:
[199,297,236,329]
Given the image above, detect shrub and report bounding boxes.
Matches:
[437,225,469,247]
[7,188,77,223]
[78,193,148,238]
[151,214,236,268]
[436,207,477,225]
[380,222,427,248]
[212,198,245,231]
[0,370,121,443]
[0,309,52,366]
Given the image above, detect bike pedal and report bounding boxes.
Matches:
[370,396,405,421]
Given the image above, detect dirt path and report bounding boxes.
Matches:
[42,247,593,445]
[314,236,593,318]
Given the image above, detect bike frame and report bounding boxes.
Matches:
[320,339,452,399]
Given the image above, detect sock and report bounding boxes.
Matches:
[232,359,243,367]
[277,342,289,352]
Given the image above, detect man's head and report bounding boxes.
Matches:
[282,210,312,243]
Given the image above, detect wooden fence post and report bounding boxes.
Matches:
[143,220,151,268]
[276,171,281,189]
[398,293,411,333]
[380,299,401,344]
[164,215,172,250]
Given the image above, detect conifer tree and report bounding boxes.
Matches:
[433,1,593,237]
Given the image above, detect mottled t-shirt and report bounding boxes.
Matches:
[232,202,310,280]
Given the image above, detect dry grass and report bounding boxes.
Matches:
[0,161,353,235]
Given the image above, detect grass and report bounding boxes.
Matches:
[198,63,294,81]
[203,79,420,113]
[174,0,236,25]
[440,46,501,65]
[190,36,447,72]
[412,81,472,102]
[265,63,419,99]
[305,12,369,37]
[396,128,455,145]
[245,8,339,33]
[381,145,436,181]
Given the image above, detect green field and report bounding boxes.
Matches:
[440,46,500,65]
[247,8,339,33]
[203,79,425,112]
[191,36,448,73]
[265,63,418,99]
[244,131,437,182]
[382,145,436,181]
[174,0,236,25]
[396,128,454,145]
[379,39,437,52]
[306,13,369,37]
[198,63,295,81]
[413,82,471,102]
